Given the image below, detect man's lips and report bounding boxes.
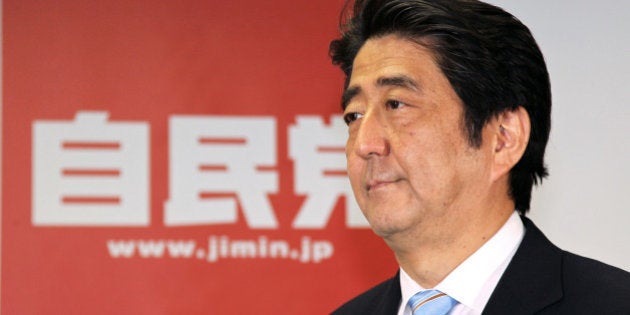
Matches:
[366,179,399,191]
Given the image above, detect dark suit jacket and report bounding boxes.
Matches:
[332,217,630,314]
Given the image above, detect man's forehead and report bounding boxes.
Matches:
[348,36,438,85]
[342,36,437,109]
[352,35,436,66]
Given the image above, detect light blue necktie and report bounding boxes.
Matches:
[407,290,458,315]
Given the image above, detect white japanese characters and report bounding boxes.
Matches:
[32,111,366,229]
[32,111,150,225]
[290,116,368,228]
[165,116,279,228]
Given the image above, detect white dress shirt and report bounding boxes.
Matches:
[397,211,525,315]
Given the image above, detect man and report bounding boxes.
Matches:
[329,0,630,314]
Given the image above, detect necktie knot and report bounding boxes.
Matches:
[407,289,458,315]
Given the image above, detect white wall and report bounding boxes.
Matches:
[489,0,630,271]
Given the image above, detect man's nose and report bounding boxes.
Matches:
[353,111,390,159]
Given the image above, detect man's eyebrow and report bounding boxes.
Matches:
[341,75,420,110]
[342,86,361,110]
[376,75,419,91]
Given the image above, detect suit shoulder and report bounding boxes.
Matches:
[558,251,630,312]
[562,251,630,288]
[331,277,399,315]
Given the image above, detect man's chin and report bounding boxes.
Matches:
[369,222,407,239]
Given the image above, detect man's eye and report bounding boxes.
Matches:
[385,100,405,110]
[343,112,363,125]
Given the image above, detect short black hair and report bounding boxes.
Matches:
[330,0,551,214]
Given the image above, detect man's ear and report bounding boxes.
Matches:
[490,106,531,182]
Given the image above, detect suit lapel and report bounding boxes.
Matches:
[482,217,563,315]
[372,272,402,315]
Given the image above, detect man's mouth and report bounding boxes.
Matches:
[366,179,399,192]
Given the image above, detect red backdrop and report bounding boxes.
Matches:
[1,0,397,314]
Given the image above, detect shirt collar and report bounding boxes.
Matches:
[399,212,524,314]
[400,266,425,312]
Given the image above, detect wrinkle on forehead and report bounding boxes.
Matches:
[343,35,441,109]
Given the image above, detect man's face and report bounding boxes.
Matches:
[343,35,494,239]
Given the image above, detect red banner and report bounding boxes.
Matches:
[1,0,397,313]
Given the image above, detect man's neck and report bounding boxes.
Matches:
[388,202,514,288]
